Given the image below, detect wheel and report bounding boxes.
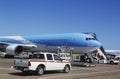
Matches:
[63,65,70,73]
[36,66,44,75]
[86,58,92,63]
[110,61,114,64]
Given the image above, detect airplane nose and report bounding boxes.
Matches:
[95,41,102,47]
[87,41,102,47]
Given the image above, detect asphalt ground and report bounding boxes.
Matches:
[0,58,120,79]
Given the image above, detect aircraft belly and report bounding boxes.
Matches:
[28,44,99,53]
[71,47,99,53]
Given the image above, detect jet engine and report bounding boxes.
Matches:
[6,45,23,55]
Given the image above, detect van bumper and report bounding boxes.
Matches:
[12,66,29,71]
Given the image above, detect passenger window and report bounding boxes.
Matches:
[86,38,96,40]
[54,55,61,60]
[86,38,89,40]
[32,54,44,59]
[47,54,53,60]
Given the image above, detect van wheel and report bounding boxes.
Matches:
[36,66,44,75]
[63,65,70,73]
[110,61,114,64]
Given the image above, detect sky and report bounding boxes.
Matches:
[0,0,120,49]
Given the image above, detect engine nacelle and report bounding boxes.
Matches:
[6,45,23,55]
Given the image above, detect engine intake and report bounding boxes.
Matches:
[6,45,23,55]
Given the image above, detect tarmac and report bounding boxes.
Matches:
[0,57,120,79]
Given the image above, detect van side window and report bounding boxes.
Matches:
[47,54,53,60]
[32,54,44,59]
[54,55,61,60]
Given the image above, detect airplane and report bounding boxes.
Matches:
[0,33,101,57]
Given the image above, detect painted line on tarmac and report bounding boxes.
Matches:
[0,68,11,70]
[71,68,110,71]
[71,67,94,70]
[71,67,105,71]
[0,67,16,71]
[0,74,9,76]
[37,70,120,79]
[0,67,92,71]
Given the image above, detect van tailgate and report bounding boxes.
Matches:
[14,59,29,67]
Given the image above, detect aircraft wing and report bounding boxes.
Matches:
[0,42,10,45]
[0,42,37,47]
[0,42,37,53]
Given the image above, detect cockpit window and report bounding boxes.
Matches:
[86,38,96,40]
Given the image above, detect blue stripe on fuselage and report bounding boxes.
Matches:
[23,33,91,47]
[0,33,101,47]
[0,38,24,44]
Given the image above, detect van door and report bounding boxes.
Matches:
[53,55,65,70]
[46,54,55,70]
